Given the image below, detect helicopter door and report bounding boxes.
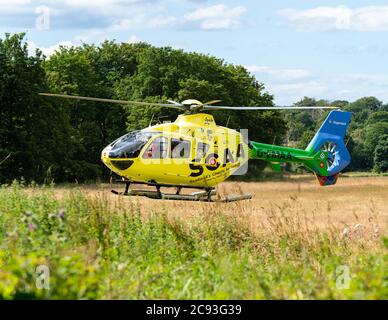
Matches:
[161,137,193,181]
[193,141,210,163]
[141,136,168,160]
[171,138,191,159]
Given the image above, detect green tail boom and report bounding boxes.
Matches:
[248,141,329,176]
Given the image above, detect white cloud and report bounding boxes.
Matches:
[279,6,388,32]
[271,81,326,96]
[0,0,33,14]
[246,65,324,104]
[0,0,31,4]
[340,73,388,86]
[0,1,246,32]
[183,4,246,30]
[247,65,310,82]
[74,29,104,43]
[250,67,388,104]
[165,42,186,50]
[269,81,327,105]
[0,0,175,31]
[64,0,135,7]
[111,15,176,30]
[28,40,76,57]
[74,31,142,45]
[330,75,388,102]
[128,35,141,44]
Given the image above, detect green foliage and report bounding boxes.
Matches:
[0,185,386,299]
[0,33,77,183]
[367,111,388,125]
[364,123,388,154]
[374,135,388,173]
[347,96,382,112]
[345,98,388,171]
[43,44,130,181]
[283,97,329,144]
[297,130,315,150]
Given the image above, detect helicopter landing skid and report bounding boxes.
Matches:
[111,181,252,202]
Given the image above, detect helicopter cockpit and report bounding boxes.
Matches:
[108,131,159,159]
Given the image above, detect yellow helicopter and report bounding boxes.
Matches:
[40,93,352,202]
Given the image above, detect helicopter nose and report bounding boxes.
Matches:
[101,146,109,161]
[101,145,134,171]
[101,146,111,168]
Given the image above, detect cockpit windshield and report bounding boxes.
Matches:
[109,131,159,159]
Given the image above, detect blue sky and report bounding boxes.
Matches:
[1,0,388,105]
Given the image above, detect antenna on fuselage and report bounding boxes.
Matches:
[226,116,231,127]
[149,114,155,127]
[272,136,277,148]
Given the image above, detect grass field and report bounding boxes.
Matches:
[0,176,387,299]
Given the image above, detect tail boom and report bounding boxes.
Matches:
[248,141,330,176]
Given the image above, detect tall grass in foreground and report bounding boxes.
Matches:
[0,182,386,299]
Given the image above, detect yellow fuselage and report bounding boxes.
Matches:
[101,113,248,187]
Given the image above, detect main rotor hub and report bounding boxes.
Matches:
[181,99,203,106]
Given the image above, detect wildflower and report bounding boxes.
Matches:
[22,211,33,222]
[341,227,350,238]
[28,223,36,231]
[57,209,66,220]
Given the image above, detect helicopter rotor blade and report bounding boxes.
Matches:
[203,100,222,106]
[40,93,338,112]
[39,93,187,110]
[203,105,337,110]
[167,99,184,106]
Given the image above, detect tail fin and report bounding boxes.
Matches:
[306,110,352,185]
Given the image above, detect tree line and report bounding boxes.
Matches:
[0,33,386,183]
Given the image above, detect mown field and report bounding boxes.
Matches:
[0,176,387,299]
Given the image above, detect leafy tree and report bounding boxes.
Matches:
[330,100,350,108]
[297,130,315,150]
[44,44,129,180]
[177,79,229,103]
[283,97,328,145]
[366,111,388,125]
[335,97,386,171]
[374,134,388,173]
[0,33,76,183]
[345,97,383,131]
[364,122,388,155]
[349,96,382,112]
